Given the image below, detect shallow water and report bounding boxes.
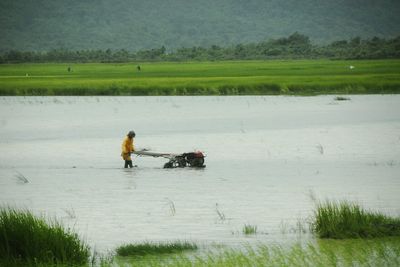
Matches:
[0,95,399,251]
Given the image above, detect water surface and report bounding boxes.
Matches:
[0,96,399,251]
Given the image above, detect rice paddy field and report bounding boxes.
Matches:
[0,59,400,95]
[1,94,400,266]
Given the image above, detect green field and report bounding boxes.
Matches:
[0,60,399,95]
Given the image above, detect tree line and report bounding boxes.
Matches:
[1,33,399,63]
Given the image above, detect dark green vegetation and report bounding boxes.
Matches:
[1,0,399,51]
[0,207,90,266]
[2,34,400,63]
[116,241,198,257]
[1,60,399,96]
[313,201,400,239]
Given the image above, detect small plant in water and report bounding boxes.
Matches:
[15,171,29,183]
[316,143,324,154]
[164,198,176,216]
[62,207,76,219]
[243,224,258,235]
[215,203,226,222]
[116,241,198,256]
[334,96,351,101]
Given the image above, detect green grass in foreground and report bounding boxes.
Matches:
[0,207,89,266]
[0,60,399,95]
[114,200,400,266]
[1,202,400,266]
[313,201,400,239]
[116,241,198,257]
[114,238,400,267]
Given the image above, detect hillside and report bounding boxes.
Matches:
[1,0,399,51]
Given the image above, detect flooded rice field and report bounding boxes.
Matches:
[0,95,399,252]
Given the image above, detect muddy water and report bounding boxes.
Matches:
[0,96,399,251]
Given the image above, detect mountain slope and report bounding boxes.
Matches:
[1,0,399,51]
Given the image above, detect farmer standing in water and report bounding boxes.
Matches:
[121,130,135,168]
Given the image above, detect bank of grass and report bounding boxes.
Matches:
[2,201,400,266]
[116,241,198,256]
[0,207,89,266]
[313,201,400,239]
[0,60,399,95]
[114,238,400,267]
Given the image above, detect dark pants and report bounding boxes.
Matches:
[124,160,133,168]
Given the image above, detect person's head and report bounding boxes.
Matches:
[127,130,136,138]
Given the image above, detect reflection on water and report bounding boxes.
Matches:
[0,96,399,251]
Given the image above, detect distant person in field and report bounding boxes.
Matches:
[137,65,141,71]
[121,130,135,168]
[67,66,71,72]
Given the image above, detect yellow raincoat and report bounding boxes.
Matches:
[121,136,135,160]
